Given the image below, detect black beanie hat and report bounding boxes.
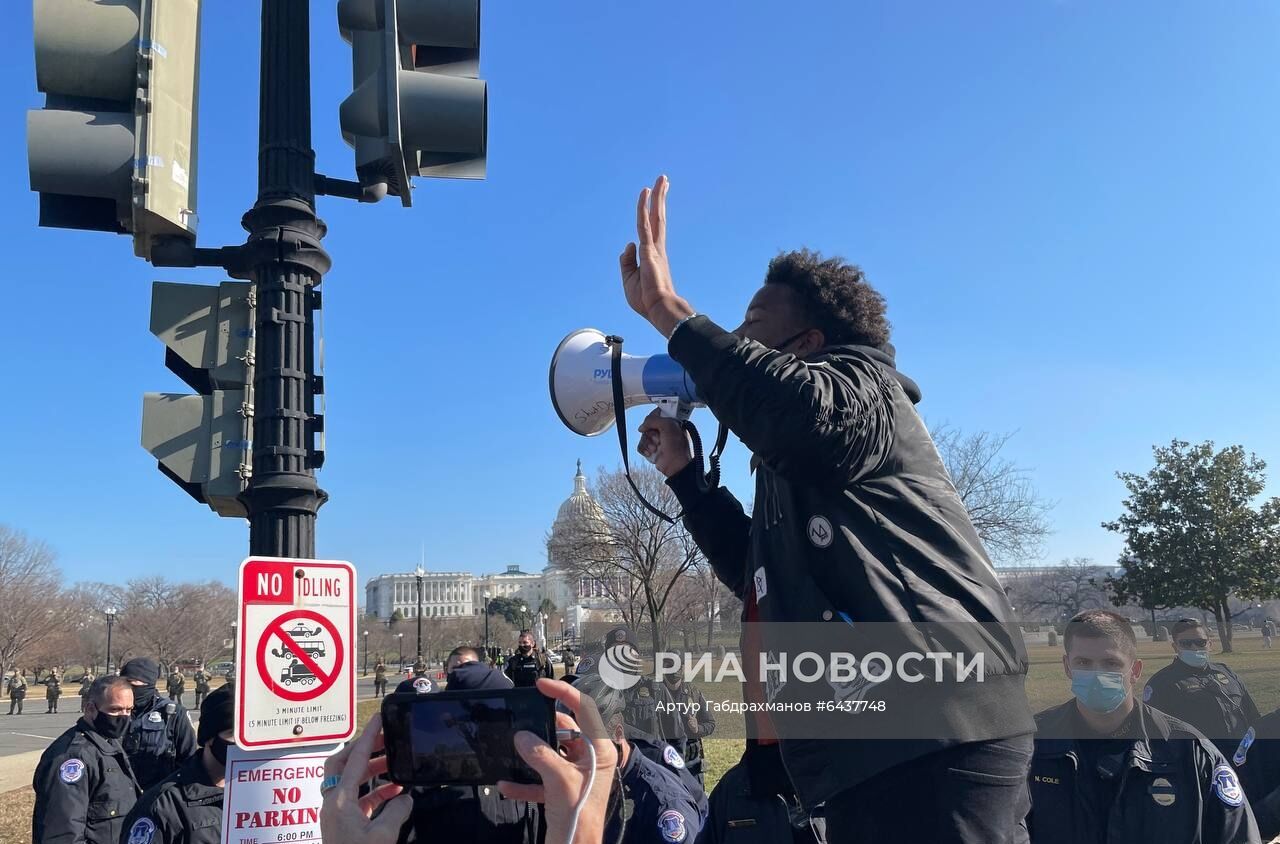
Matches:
[198,686,235,746]
[120,658,161,686]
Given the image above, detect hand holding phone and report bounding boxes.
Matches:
[498,678,618,844]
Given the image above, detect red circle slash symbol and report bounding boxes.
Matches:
[255,609,345,702]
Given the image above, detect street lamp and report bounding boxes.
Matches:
[104,608,117,674]
[483,590,491,661]
[415,565,425,663]
[363,630,369,676]
[397,632,404,667]
[558,616,564,648]
[520,604,528,632]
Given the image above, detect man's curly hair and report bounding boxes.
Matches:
[764,249,890,347]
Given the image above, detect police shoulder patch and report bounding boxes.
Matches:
[1212,764,1244,807]
[662,745,686,770]
[412,677,433,694]
[148,711,164,723]
[1142,685,1153,702]
[658,809,688,842]
[1234,726,1257,767]
[576,656,595,674]
[59,758,85,783]
[127,817,156,844]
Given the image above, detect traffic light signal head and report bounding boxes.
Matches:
[338,0,486,205]
[141,281,253,518]
[28,0,202,259]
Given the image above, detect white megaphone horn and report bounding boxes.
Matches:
[549,328,703,437]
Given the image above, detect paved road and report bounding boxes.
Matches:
[0,675,398,760]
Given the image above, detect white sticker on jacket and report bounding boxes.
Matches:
[753,567,767,601]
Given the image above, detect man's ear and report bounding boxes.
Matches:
[798,328,826,357]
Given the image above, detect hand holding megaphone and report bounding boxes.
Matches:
[637,410,694,478]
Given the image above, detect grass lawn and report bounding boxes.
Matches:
[0,788,34,844]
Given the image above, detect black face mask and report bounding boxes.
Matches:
[93,711,131,740]
[210,737,231,766]
[775,329,812,355]
[132,685,156,711]
[518,644,532,653]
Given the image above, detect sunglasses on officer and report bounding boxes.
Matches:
[1176,638,1210,649]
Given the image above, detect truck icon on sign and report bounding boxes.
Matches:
[279,659,318,686]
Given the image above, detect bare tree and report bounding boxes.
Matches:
[1016,558,1113,622]
[115,577,228,666]
[931,424,1054,565]
[548,466,705,657]
[0,525,76,681]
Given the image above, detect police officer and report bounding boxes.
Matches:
[561,647,577,675]
[1027,610,1260,843]
[43,669,63,714]
[192,667,210,708]
[166,669,185,707]
[33,676,141,844]
[8,668,27,714]
[698,742,827,844]
[657,673,715,785]
[1144,618,1262,760]
[374,658,388,697]
[1235,707,1280,840]
[572,673,705,844]
[81,673,97,707]
[120,686,234,844]
[504,631,554,688]
[120,658,198,790]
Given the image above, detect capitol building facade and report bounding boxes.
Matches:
[364,462,625,639]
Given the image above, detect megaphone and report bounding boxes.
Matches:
[549,328,703,437]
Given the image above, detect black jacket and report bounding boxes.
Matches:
[33,720,142,844]
[120,754,222,844]
[503,650,553,688]
[656,682,715,779]
[1234,708,1280,839]
[123,695,199,791]
[1028,701,1260,844]
[1144,658,1261,759]
[695,754,826,844]
[666,316,1033,804]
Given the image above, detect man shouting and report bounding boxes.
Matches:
[624,175,1035,843]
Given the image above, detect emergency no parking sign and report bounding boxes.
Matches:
[237,557,356,749]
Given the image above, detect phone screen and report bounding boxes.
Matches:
[381,687,556,786]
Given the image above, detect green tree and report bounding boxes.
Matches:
[1103,440,1280,652]
[486,596,525,627]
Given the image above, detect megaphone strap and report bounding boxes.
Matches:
[607,334,678,524]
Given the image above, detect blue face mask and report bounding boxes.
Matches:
[1179,650,1210,668]
[1071,669,1129,714]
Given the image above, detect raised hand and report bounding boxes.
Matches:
[619,175,694,337]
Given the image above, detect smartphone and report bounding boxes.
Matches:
[381,687,557,786]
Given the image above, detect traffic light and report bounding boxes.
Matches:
[338,0,487,205]
[141,281,253,518]
[27,0,202,260]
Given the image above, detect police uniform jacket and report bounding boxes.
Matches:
[192,672,210,694]
[47,674,63,698]
[609,738,707,844]
[656,683,715,773]
[1144,658,1262,759]
[695,757,826,844]
[1232,708,1280,840]
[33,719,142,844]
[1027,700,1260,844]
[502,650,552,688]
[123,696,198,790]
[120,753,222,844]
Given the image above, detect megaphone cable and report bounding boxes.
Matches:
[604,335,724,523]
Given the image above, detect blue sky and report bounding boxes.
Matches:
[1,1,1277,589]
